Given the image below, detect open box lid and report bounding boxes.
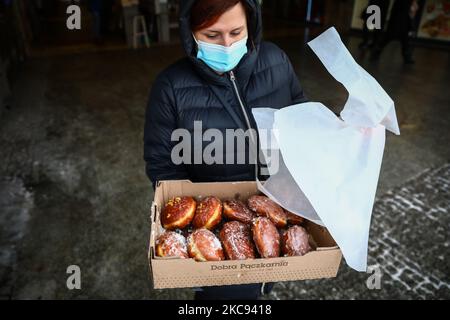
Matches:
[252,27,400,272]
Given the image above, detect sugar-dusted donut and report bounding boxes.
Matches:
[155,231,189,259]
[187,229,225,261]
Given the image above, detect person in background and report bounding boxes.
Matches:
[139,0,158,42]
[88,0,115,44]
[371,0,420,64]
[88,0,103,44]
[359,0,391,49]
[101,0,115,38]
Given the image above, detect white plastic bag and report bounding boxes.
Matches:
[252,27,400,272]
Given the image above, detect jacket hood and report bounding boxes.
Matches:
[179,0,263,57]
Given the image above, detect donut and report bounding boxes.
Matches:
[252,217,280,258]
[155,231,189,259]
[281,225,311,257]
[219,221,255,260]
[248,195,288,228]
[192,196,223,230]
[285,210,305,225]
[161,196,196,230]
[223,200,256,224]
[187,229,225,262]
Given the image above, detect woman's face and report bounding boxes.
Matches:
[193,2,248,47]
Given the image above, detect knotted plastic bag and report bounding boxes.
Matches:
[252,27,400,272]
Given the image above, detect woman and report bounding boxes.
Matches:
[144,0,306,299]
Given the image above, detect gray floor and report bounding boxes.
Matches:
[0,32,449,299]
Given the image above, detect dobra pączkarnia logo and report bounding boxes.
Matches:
[211,261,289,271]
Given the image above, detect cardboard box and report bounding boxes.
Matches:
[148,180,342,289]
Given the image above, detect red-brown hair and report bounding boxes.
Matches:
[190,0,250,32]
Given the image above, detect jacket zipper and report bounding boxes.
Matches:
[229,70,259,178]
[229,71,256,142]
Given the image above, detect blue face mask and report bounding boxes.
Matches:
[193,35,248,73]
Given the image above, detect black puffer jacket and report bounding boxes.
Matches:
[144,0,306,186]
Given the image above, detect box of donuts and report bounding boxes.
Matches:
[148,180,342,289]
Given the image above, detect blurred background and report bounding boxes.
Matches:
[0,0,449,299]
